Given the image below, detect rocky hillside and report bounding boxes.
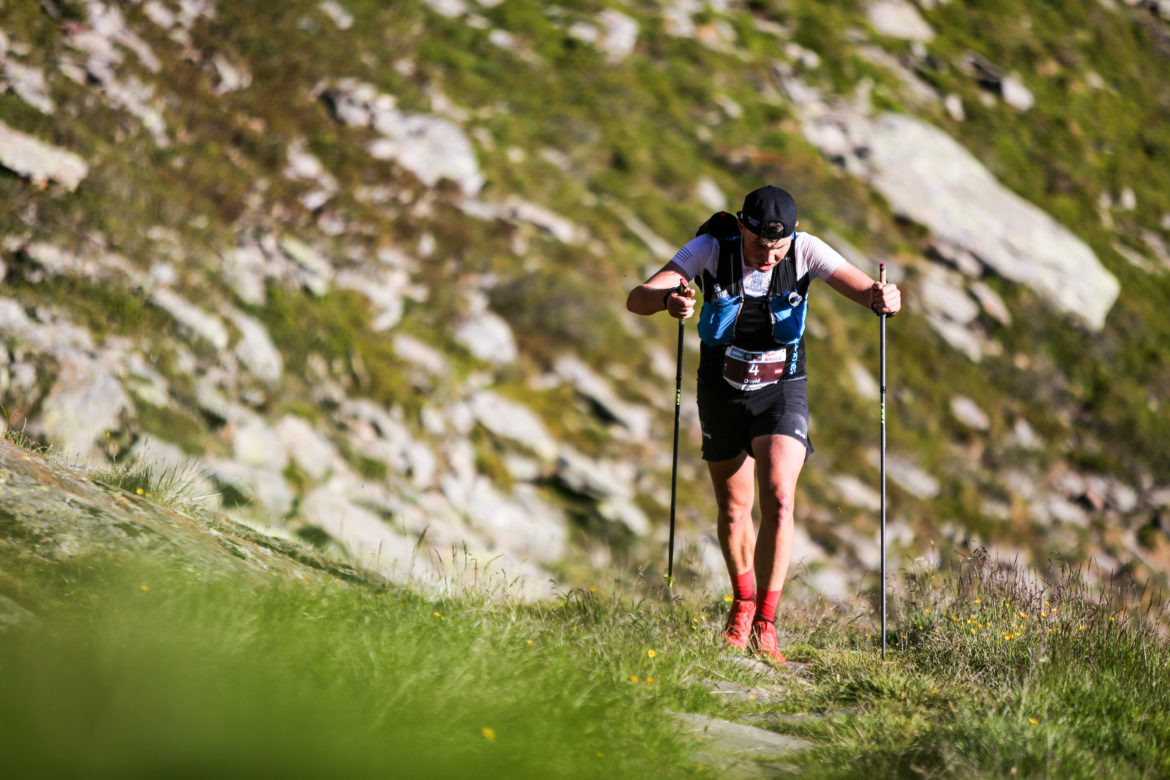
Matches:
[2,0,1169,599]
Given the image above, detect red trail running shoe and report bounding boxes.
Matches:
[750,619,787,665]
[722,598,756,649]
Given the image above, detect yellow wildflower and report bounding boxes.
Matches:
[482,727,496,741]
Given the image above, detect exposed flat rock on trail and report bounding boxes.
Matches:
[0,440,363,596]
[675,712,812,778]
[675,652,820,776]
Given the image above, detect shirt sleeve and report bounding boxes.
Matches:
[797,233,846,280]
[667,234,720,281]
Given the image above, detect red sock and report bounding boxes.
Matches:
[756,590,782,623]
[732,569,755,602]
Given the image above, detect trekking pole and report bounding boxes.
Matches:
[879,263,888,660]
[666,281,687,589]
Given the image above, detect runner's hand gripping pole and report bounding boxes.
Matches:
[879,263,888,660]
[666,281,688,589]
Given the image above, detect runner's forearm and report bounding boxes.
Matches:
[626,284,675,315]
[626,264,689,315]
[825,263,877,306]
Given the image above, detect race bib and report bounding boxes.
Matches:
[722,345,787,391]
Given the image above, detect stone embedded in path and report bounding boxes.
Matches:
[704,678,781,704]
[675,712,812,776]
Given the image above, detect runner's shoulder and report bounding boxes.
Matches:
[793,232,846,276]
[673,232,721,269]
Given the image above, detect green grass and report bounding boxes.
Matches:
[3,477,1168,780]
[784,555,1170,777]
[0,555,712,779]
[88,457,218,517]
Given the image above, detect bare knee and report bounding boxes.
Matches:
[717,494,754,530]
[759,487,795,525]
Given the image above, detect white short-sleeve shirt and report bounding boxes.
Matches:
[668,232,846,297]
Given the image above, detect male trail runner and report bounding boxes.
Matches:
[626,186,901,663]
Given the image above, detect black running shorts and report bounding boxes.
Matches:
[696,376,813,462]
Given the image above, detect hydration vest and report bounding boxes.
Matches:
[692,212,811,382]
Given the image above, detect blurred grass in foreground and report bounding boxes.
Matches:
[0,554,720,779]
[2,506,1168,778]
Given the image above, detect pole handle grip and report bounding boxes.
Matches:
[879,263,887,285]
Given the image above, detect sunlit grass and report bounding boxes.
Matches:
[0,557,717,779]
[2,532,1167,779]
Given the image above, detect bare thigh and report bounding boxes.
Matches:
[751,434,806,518]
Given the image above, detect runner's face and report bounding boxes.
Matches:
[739,223,794,272]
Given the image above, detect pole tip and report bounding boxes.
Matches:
[664,574,674,588]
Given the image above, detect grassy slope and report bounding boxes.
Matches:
[2,462,1168,778]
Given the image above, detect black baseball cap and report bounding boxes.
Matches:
[737,186,797,239]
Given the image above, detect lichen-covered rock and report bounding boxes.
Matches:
[2,59,56,114]
[796,107,1119,329]
[319,79,484,196]
[469,392,557,460]
[150,288,230,350]
[33,353,130,461]
[0,122,88,190]
[223,306,284,384]
[866,0,935,41]
[0,439,357,585]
